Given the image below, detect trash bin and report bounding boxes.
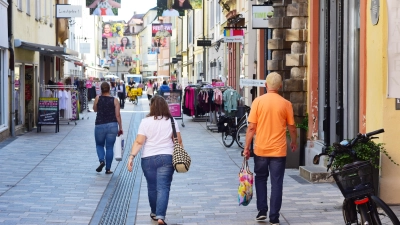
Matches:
[285,128,306,168]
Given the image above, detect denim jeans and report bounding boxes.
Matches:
[253,155,286,223]
[141,154,174,220]
[94,122,118,171]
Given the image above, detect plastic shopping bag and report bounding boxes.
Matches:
[114,135,124,161]
[238,157,253,206]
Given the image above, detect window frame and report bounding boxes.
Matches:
[26,0,31,15]
[17,0,22,11]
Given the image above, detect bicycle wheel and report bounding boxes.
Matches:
[222,128,234,147]
[370,195,400,225]
[358,204,373,224]
[236,123,247,149]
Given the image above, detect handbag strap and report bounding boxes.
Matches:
[170,117,178,139]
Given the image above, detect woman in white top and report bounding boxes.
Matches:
[127,95,183,225]
[146,80,154,102]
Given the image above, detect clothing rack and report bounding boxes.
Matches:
[41,84,78,125]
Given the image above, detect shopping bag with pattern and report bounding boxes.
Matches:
[170,117,191,173]
[238,157,253,206]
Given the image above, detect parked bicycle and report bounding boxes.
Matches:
[218,105,251,149]
[313,129,400,225]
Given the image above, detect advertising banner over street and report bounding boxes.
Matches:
[152,23,173,37]
[102,22,125,38]
[157,0,185,16]
[86,0,121,16]
[106,37,135,68]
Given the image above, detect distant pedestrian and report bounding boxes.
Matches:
[147,80,154,101]
[116,80,126,109]
[93,82,123,175]
[127,95,183,225]
[243,72,297,225]
[158,81,170,95]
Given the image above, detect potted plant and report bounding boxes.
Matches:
[326,139,399,195]
[326,140,399,170]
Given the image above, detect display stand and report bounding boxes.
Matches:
[37,97,59,133]
[160,90,185,127]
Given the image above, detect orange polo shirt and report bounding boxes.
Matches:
[248,93,295,157]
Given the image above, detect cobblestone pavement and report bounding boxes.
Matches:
[0,96,399,225]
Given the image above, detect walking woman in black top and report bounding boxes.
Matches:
[93,82,123,174]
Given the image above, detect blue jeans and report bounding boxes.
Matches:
[141,154,174,220]
[254,155,286,223]
[94,122,118,171]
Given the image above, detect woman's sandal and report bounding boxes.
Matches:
[150,213,157,221]
[157,219,167,225]
[96,162,105,172]
[105,170,113,174]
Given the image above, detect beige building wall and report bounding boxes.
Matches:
[13,0,56,63]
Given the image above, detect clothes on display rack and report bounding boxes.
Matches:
[223,88,241,113]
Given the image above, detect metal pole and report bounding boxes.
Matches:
[181,16,183,84]
[323,0,331,151]
[202,0,206,82]
[8,0,15,137]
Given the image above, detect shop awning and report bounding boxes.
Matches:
[14,39,79,57]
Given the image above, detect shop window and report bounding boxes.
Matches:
[14,65,23,126]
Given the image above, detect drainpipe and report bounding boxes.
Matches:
[8,0,15,137]
[323,0,331,151]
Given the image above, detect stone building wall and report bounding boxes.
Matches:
[269,0,308,123]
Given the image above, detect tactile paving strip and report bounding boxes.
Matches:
[98,111,144,225]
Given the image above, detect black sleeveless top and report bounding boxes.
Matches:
[95,96,118,125]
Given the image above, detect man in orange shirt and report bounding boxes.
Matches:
[243,72,297,224]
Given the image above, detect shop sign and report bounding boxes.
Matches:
[371,0,379,25]
[160,91,182,118]
[197,40,211,46]
[396,99,400,110]
[240,78,265,87]
[387,0,400,98]
[224,36,244,43]
[80,43,90,54]
[56,4,82,18]
[252,5,274,29]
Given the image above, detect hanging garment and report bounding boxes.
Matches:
[65,91,72,119]
[58,90,67,110]
[223,89,241,113]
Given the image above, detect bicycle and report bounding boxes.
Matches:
[313,129,400,225]
[218,105,251,149]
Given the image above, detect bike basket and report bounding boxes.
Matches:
[332,161,375,199]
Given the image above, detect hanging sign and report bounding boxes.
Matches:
[56,4,82,18]
[252,5,274,29]
[223,29,244,43]
[80,43,90,54]
[240,79,265,87]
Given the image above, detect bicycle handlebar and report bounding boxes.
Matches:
[323,129,385,171]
